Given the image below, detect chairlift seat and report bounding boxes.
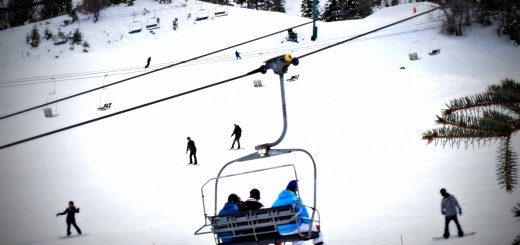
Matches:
[146,18,160,30]
[129,21,143,34]
[286,75,299,82]
[44,107,58,117]
[214,6,228,16]
[409,52,419,60]
[429,49,441,55]
[210,204,320,245]
[253,80,263,87]
[97,103,112,111]
[196,10,210,21]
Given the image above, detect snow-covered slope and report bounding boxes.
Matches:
[1,1,519,244]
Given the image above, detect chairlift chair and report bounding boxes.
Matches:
[97,75,112,111]
[196,10,210,21]
[129,12,143,34]
[44,78,59,118]
[144,10,160,30]
[428,36,441,56]
[253,79,263,87]
[195,54,322,245]
[214,6,228,17]
[408,32,421,61]
[408,41,421,61]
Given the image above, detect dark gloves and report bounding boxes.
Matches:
[459,210,462,216]
[56,213,59,217]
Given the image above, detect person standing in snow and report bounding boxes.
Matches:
[145,56,151,68]
[186,137,198,165]
[272,180,324,245]
[235,51,241,60]
[230,124,242,149]
[239,188,263,211]
[56,201,82,236]
[440,188,464,238]
[413,6,417,14]
[218,194,242,243]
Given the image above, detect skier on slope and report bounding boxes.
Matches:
[230,124,242,149]
[186,137,198,165]
[440,188,464,238]
[56,201,82,236]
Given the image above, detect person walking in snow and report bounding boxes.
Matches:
[186,137,198,165]
[145,56,151,68]
[272,180,324,245]
[218,194,242,243]
[235,50,241,60]
[230,124,242,149]
[56,201,82,236]
[239,188,263,211]
[440,188,464,238]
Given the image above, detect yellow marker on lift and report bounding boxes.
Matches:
[284,54,292,63]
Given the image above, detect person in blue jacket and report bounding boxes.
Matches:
[272,180,324,245]
[217,193,242,243]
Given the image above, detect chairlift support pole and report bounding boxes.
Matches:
[99,75,107,107]
[211,55,318,237]
[311,0,318,41]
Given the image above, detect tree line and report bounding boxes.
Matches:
[1,0,518,44]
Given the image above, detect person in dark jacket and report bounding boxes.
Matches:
[230,124,242,149]
[440,188,464,238]
[218,194,242,243]
[186,137,197,165]
[56,201,82,236]
[239,188,263,211]
[235,51,241,60]
[145,56,151,68]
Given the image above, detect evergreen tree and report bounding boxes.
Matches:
[321,0,342,21]
[497,0,520,45]
[40,0,62,20]
[301,0,320,18]
[342,0,361,20]
[271,0,286,13]
[423,78,520,192]
[7,0,36,27]
[26,25,41,48]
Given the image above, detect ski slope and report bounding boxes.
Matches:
[1,1,520,244]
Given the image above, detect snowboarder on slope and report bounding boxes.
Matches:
[413,6,417,14]
[186,137,198,165]
[440,188,464,238]
[230,124,242,149]
[235,51,241,60]
[56,201,82,236]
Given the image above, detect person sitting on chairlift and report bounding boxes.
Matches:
[218,194,243,243]
[287,29,298,43]
[272,180,324,245]
[239,188,263,211]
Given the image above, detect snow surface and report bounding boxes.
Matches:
[1,1,520,244]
